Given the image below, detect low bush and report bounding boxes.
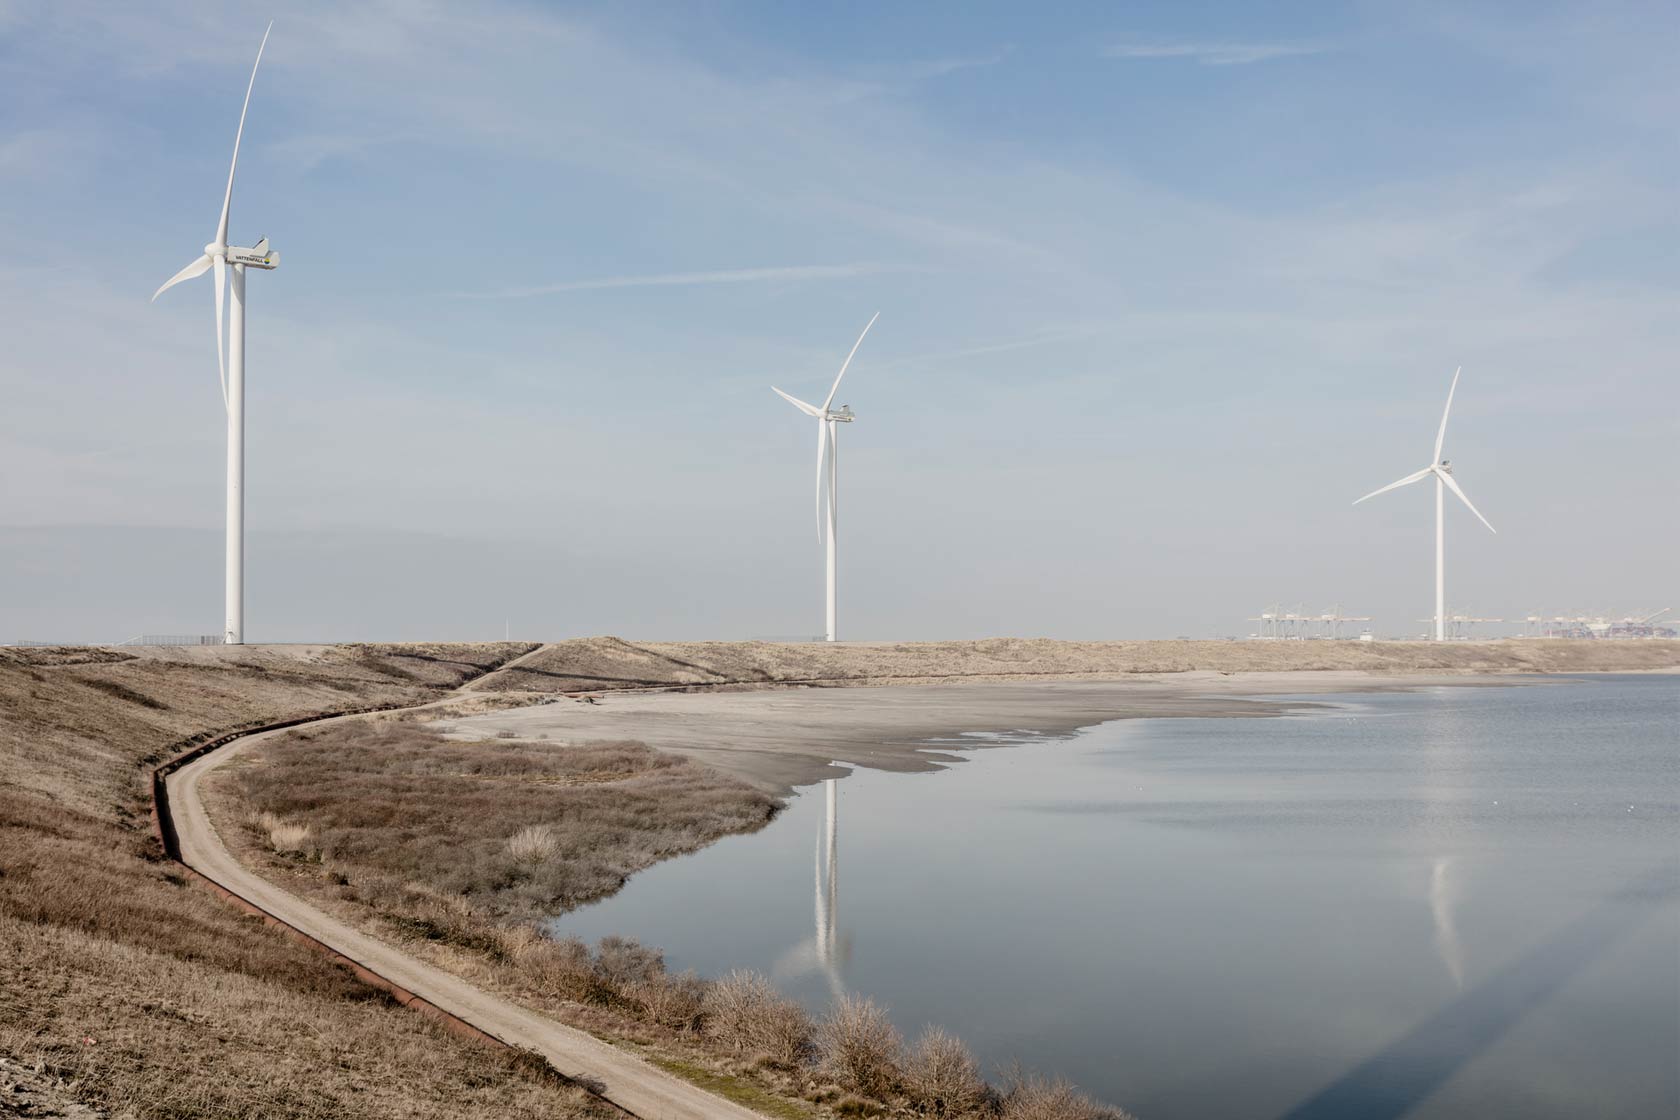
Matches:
[999,1073,1134,1120]
[631,969,708,1032]
[819,995,902,1098]
[903,1026,990,1117]
[704,969,815,1068]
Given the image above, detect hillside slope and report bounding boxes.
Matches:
[0,642,618,1120]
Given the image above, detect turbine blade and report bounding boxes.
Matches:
[773,386,823,417]
[151,254,212,301]
[1353,466,1432,505]
[1434,366,1460,463]
[216,21,273,248]
[821,311,879,412]
[213,255,228,410]
[1437,469,1495,533]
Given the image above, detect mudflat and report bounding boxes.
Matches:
[437,672,1544,792]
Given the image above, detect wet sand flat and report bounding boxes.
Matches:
[437,672,1536,793]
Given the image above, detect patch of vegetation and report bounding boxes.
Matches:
[644,1053,818,1120]
[234,721,779,919]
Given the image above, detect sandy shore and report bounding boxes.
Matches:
[437,671,1541,793]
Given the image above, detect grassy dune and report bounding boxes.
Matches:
[474,636,1680,693]
[0,641,614,1119]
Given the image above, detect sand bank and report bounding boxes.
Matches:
[436,672,1546,793]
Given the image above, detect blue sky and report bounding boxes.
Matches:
[0,1,1674,641]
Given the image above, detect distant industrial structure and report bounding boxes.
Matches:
[9,635,225,648]
[1248,605,1375,641]
[1241,605,1679,643]
[1414,612,1504,640]
[1519,609,1676,640]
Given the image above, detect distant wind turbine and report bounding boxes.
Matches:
[773,314,878,643]
[152,23,280,646]
[1354,367,1496,642]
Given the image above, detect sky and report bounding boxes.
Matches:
[0,1,1675,643]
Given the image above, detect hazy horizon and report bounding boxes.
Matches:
[2,2,1674,643]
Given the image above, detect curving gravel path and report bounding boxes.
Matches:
[165,652,761,1120]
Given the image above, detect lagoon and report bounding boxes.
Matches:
[552,676,1678,1118]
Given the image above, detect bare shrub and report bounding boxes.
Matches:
[819,995,903,1099]
[503,930,603,1003]
[632,969,709,1032]
[1000,1073,1132,1120]
[903,1026,989,1117]
[507,824,558,864]
[593,935,664,988]
[705,970,815,1068]
[495,728,519,739]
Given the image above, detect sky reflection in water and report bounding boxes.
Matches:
[552,677,1679,1119]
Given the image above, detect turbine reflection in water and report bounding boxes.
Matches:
[775,778,848,1001]
[1430,855,1466,989]
[1417,691,1470,990]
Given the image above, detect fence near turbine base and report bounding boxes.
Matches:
[116,634,227,647]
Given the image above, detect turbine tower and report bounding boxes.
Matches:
[152,24,280,646]
[773,313,878,642]
[1354,367,1496,641]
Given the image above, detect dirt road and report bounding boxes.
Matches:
[166,651,761,1120]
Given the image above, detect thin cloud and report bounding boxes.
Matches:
[455,263,899,300]
[1103,40,1331,66]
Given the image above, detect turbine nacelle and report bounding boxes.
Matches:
[228,241,280,269]
[826,405,855,423]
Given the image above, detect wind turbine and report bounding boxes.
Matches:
[152,23,280,646]
[1354,367,1496,642]
[772,313,878,642]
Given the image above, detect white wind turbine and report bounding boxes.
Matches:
[152,23,280,646]
[1354,367,1496,641]
[773,313,879,643]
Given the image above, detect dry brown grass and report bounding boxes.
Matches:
[0,641,618,1119]
[228,721,779,919]
[508,823,560,864]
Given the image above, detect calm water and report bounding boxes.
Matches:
[552,676,1679,1119]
